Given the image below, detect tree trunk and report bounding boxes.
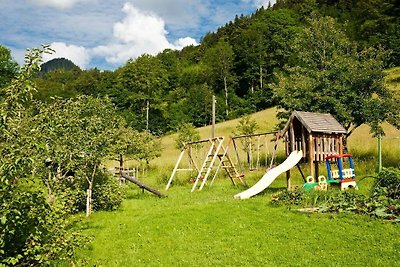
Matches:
[119,154,124,177]
[259,65,263,89]
[86,183,92,217]
[46,172,55,205]
[86,165,97,217]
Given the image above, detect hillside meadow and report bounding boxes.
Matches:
[76,106,400,266]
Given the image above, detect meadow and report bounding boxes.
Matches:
[76,101,400,266]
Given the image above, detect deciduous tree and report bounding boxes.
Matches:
[272,16,399,139]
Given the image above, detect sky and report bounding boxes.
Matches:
[0,0,276,70]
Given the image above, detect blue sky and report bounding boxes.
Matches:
[1,0,275,70]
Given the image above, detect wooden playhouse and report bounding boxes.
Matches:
[281,111,347,189]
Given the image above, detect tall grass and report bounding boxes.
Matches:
[147,107,399,191]
[385,66,400,96]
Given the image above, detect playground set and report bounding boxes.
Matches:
[281,111,358,192]
[165,111,358,199]
[114,111,358,199]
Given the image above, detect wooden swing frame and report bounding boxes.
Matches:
[166,137,244,191]
[231,131,279,173]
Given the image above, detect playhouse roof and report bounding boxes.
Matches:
[281,111,347,135]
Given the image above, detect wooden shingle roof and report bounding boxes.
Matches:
[281,111,347,134]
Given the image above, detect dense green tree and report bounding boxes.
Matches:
[272,16,399,138]
[203,40,236,117]
[0,45,18,88]
[0,45,85,266]
[34,68,81,101]
[33,96,121,216]
[117,54,169,132]
[233,8,301,110]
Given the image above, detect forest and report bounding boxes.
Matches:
[27,0,400,135]
[1,0,400,266]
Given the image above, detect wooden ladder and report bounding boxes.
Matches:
[210,139,246,187]
[191,137,225,192]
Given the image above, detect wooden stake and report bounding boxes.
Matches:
[212,95,216,139]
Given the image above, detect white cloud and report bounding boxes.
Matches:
[243,0,276,8]
[91,3,198,65]
[174,37,198,49]
[43,42,90,69]
[30,0,93,9]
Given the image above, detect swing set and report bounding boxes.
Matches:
[166,132,280,192]
[165,136,246,192]
[231,131,279,173]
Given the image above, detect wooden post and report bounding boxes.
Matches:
[166,149,185,190]
[290,125,295,152]
[315,162,319,178]
[309,134,314,178]
[212,95,216,139]
[301,126,306,157]
[286,170,291,191]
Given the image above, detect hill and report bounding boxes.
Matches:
[386,66,400,97]
[40,57,80,74]
[153,107,400,169]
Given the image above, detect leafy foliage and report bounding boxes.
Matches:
[272,168,400,221]
[372,167,400,199]
[0,45,19,89]
[92,172,123,211]
[272,16,399,137]
[0,45,87,266]
[175,123,201,150]
[1,190,87,266]
[24,2,399,135]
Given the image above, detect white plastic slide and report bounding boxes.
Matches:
[234,150,303,200]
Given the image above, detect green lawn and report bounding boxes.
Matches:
[81,103,400,266]
[77,180,400,266]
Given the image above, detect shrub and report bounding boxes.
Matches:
[92,171,123,211]
[0,189,86,266]
[372,167,400,199]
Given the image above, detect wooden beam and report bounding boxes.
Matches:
[122,174,165,198]
[301,126,306,157]
[290,125,295,152]
[297,164,306,183]
[309,134,314,178]
[232,131,278,140]
[166,149,185,190]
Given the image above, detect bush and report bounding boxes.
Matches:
[51,171,123,213]
[0,189,86,266]
[372,167,400,199]
[271,173,400,221]
[92,172,123,211]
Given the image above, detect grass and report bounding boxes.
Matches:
[385,66,400,96]
[80,88,400,265]
[77,182,400,266]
